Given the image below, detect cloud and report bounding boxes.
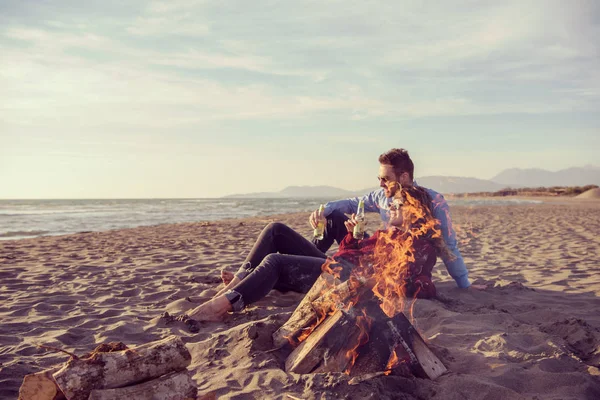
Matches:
[126,16,210,36]
[1,0,598,132]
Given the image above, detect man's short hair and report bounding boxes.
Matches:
[378,148,414,180]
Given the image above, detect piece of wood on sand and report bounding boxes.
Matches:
[273,272,340,348]
[389,312,447,380]
[285,309,361,374]
[18,368,65,400]
[53,335,192,400]
[87,370,197,400]
[311,325,362,374]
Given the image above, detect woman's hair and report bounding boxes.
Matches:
[393,185,454,260]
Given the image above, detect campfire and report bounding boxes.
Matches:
[273,188,447,379]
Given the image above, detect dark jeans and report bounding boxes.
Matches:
[230,222,327,310]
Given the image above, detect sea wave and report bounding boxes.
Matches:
[0,197,543,241]
[0,209,98,216]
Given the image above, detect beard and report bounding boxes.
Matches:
[384,181,402,198]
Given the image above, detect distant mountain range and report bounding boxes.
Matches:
[491,165,600,187]
[224,166,600,198]
[224,185,373,199]
[416,176,508,194]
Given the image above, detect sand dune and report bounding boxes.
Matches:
[576,188,600,199]
[1,201,600,399]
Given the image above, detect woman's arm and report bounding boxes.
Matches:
[339,232,359,250]
[339,214,361,250]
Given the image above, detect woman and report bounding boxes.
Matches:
[185,185,447,323]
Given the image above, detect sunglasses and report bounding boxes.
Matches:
[378,171,408,183]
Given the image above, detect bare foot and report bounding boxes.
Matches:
[221,270,234,285]
[188,295,232,322]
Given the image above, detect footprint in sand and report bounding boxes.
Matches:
[540,318,600,366]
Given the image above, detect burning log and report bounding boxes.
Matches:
[273,272,340,348]
[52,335,192,400]
[87,371,197,400]
[18,368,65,400]
[311,276,369,313]
[282,291,447,378]
[273,273,368,348]
[347,300,395,375]
[285,309,362,374]
[351,306,447,379]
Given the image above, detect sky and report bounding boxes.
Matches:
[1,0,599,199]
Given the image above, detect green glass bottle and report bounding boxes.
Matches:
[313,204,325,240]
[353,199,365,240]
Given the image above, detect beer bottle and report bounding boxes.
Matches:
[313,204,325,240]
[353,199,365,240]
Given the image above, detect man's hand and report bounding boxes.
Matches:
[309,208,327,229]
[344,213,358,233]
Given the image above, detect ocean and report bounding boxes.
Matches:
[0,197,542,241]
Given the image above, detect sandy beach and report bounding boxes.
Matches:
[1,200,600,399]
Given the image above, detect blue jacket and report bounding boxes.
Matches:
[323,186,471,288]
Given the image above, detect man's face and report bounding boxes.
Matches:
[378,164,411,198]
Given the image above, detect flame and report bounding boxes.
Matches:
[370,187,441,317]
[453,220,479,246]
[287,260,357,346]
[322,259,343,279]
[343,309,372,375]
[407,289,420,324]
[385,347,400,374]
[431,192,478,247]
[289,184,441,375]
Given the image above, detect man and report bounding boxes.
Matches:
[309,148,484,290]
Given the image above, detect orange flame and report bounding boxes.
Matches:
[385,347,400,374]
[290,183,440,374]
[289,260,369,347]
[344,309,372,375]
[370,187,441,317]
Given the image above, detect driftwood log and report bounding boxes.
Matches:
[52,335,191,400]
[18,368,65,400]
[87,371,197,400]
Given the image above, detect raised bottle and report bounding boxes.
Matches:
[353,199,365,240]
[313,204,325,240]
